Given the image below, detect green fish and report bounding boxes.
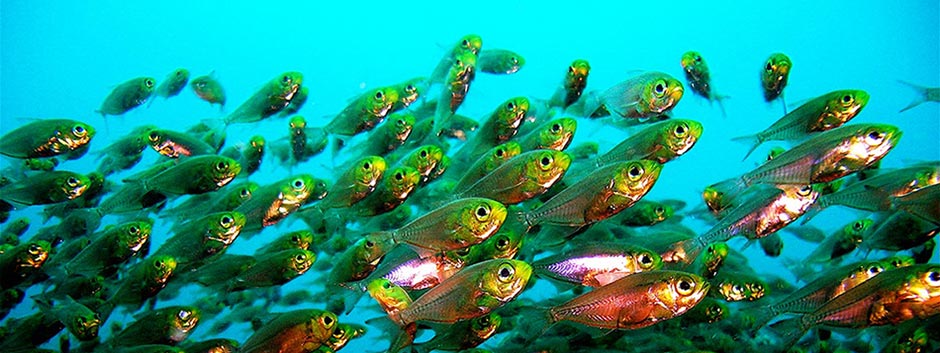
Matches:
[101,255,177,316]
[329,233,396,287]
[325,86,400,137]
[478,49,525,74]
[455,97,530,163]
[377,198,507,257]
[863,210,938,251]
[760,53,792,105]
[693,242,729,279]
[390,77,426,112]
[517,117,577,152]
[318,156,387,209]
[125,154,241,195]
[531,241,662,287]
[521,160,663,230]
[413,313,501,353]
[453,142,523,194]
[190,71,226,108]
[898,80,940,112]
[235,174,318,233]
[160,180,258,220]
[106,306,199,348]
[431,51,477,140]
[240,309,337,353]
[353,165,421,217]
[891,183,940,224]
[97,77,156,117]
[680,297,728,324]
[804,164,939,223]
[187,121,227,152]
[0,239,51,290]
[613,199,680,227]
[147,128,216,158]
[759,232,784,257]
[280,85,309,116]
[680,51,728,115]
[152,68,190,100]
[224,249,315,291]
[799,218,871,264]
[394,145,445,184]
[225,71,303,125]
[34,295,100,341]
[95,126,151,176]
[709,271,767,302]
[62,219,152,277]
[319,322,366,353]
[154,211,245,269]
[0,119,95,159]
[465,228,524,264]
[550,59,590,109]
[711,123,902,197]
[580,71,684,119]
[0,171,90,206]
[455,150,571,205]
[181,338,240,353]
[429,34,483,84]
[734,89,870,159]
[257,230,317,254]
[346,112,415,159]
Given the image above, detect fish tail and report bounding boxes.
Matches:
[767,316,808,350]
[713,92,730,118]
[780,94,788,115]
[898,80,928,112]
[731,133,762,160]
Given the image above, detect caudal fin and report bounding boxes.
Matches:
[898,80,928,112]
[731,133,763,161]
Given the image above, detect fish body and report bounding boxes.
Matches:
[761,53,792,103]
[98,77,156,117]
[478,49,525,74]
[532,242,662,287]
[549,59,590,109]
[326,86,400,137]
[239,309,337,353]
[153,68,190,99]
[457,150,571,205]
[190,72,226,107]
[0,119,95,159]
[225,71,303,125]
[0,171,90,206]
[582,71,684,119]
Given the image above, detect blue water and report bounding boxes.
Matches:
[2,1,938,352]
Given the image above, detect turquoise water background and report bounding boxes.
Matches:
[2,1,939,351]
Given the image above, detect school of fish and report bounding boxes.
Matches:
[0,34,939,353]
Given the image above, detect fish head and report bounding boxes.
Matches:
[307,310,339,343]
[701,242,729,278]
[457,34,483,55]
[634,248,663,272]
[276,71,303,97]
[287,230,316,251]
[21,240,51,268]
[172,68,190,80]
[386,166,420,198]
[139,77,157,93]
[539,117,577,151]
[352,156,387,190]
[819,90,870,130]
[117,219,153,253]
[368,87,400,117]
[58,172,91,201]
[147,255,178,283]
[58,121,95,151]
[616,160,663,196]
[398,77,427,107]
[480,259,532,302]
[565,59,591,89]
[70,311,101,341]
[289,115,307,129]
[660,119,703,162]
[207,211,246,245]
[476,229,524,260]
[209,156,242,186]
[171,306,201,334]
[367,278,413,315]
[471,312,501,339]
[389,113,416,141]
[761,53,792,98]
[843,218,874,238]
[460,198,508,242]
[285,249,315,274]
[906,266,940,311]
[680,51,708,78]
[661,272,710,312]
[530,150,572,185]
[309,177,329,201]
[847,124,902,168]
[485,142,522,170]
[281,174,316,205]
[643,73,684,115]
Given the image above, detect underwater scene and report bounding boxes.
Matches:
[1,1,939,352]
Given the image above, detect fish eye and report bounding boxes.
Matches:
[674,123,688,137]
[654,81,666,95]
[72,125,87,136]
[765,62,774,72]
[145,79,155,87]
[395,172,404,181]
[28,244,42,255]
[292,179,305,189]
[654,206,665,215]
[506,102,516,111]
[732,284,743,293]
[176,70,185,77]
[676,277,695,295]
[195,82,206,89]
[240,188,251,198]
[363,162,372,170]
[475,205,490,219]
[496,237,510,250]
[333,329,345,339]
[365,240,375,248]
[129,225,140,234]
[853,221,865,231]
[322,315,335,328]
[291,235,301,243]
[495,148,505,157]
[149,131,160,141]
[419,149,428,158]
[798,185,813,196]
[66,177,80,187]
[216,161,227,171]
[461,39,470,48]
[497,263,515,283]
[295,254,306,262]
[374,91,384,100]
[510,57,519,64]
[551,123,561,133]
[405,84,416,92]
[154,259,165,268]
[455,247,472,256]
[868,265,883,275]
[926,270,940,286]
[282,75,291,84]
[178,310,190,321]
[221,215,234,227]
[396,118,406,127]
[540,156,552,167]
[568,66,575,74]
[842,95,853,104]
[382,280,391,289]
[695,55,702,62]
[866,130,884,145]
[628,165,643,179]
[639,253,654,267]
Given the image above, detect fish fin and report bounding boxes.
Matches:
[780,94,788,115]
[767,317,808,350]
[749,306,778,331]
[799,202,824,225]
[731,133,762,160]
[713,92,730,118]
[898,80,929,112]
[517,306,556,344]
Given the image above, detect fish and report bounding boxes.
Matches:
[478,49,525,74]
[0,119,95,159]
[578,71,684,119]
[454,97,530,163]
[152,211,245,270]
[0,240,51,290]
[325,86,400,137]
[60,219,152,277]
[733,89,871,159]
[239,309,337,353]
[527,270,709,335]
[413,313,501,353]
[147,128,217,158]
[235,174,318,233]
[760,53,792,108]
[708,271,767,302]
[803,163,939,222]
[190,72,226,108]
[224,71,303,125]
[351,165,421,217]
[280,86,308,116]
[430,51,478,141]
[429,34,483,84]
[549,59,590,109]
[897,80,940,112]
[375,197,507,258]
[316,155,387,209]
[890,183,940,225]
[34,294,100,341]
[151,68,190,101]
[95,126,152,176]
[124,154,241,195]
[531,242,662,287]
[452,142,522,192]
[455,150,571,205]
[223,249,315,291]
[0,171,90,206]
[344,112,415,160]
[516,117,577,152]
[680,51,728,115]
[106,306,200,348]
[97,77,156,117]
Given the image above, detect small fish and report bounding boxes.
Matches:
[235,174,318,233]
[0,119,95,159]
[465,228,524,263]
[455,97,530,162]
[239,309,337,353]
[431,51,477,140]
[612,199,681,227]
[390,77,426,112]
[224,249,315,291]
[456,150,571,205]
[345,113,415,160]
[413,312,501,353]
[734,89,870,159]
[97,77,156,117]
[429,34,483,84]
[897,80,939,112]
[890,183,940,225]
[709,271,767,302]
[34,295,100,341]
[100,255,177,317]
[325,86,400,137]
[770,264,940,349]
[532,242,662,287]
[452,142,522,192]
[759,233,784,257]
[803,164,939,223]
[124,154,241,195]
[95,126,151,176]
[352,165,421,217]
[160,181,258,220]
[376,197,507,257]
[799,218,871,264]
[329,233,396,289]
[680,51,727,115]
[154,211,245,270]
[693,242,729,279]
[0,240,51,290]
[190,72,226,108]
[317,156,387,209]
[580,71,684,119]
[393,145,446,184]
[478,49,525,74]
[147,128,217,158]
[760,53,792,106]
[711,123,902,198]
[106,306,199,348]
[61,219,152,277]
[549,59,591,109]
[152,68,190,101]
[0,171,90,206]
[863,210,938,251]
[528,270,709,335]
[516,117,577,152]
[256,230,317,254]
[225,71,303,125]
[321,322,366,352]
